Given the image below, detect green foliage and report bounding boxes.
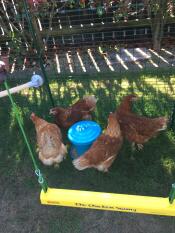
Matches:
[67,0,76,8]
[151,3,160,15]
[11,104,24,127]
[97,6,105,17]
[8,32,26,67]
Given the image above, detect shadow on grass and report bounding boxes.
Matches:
[0,70,175,199]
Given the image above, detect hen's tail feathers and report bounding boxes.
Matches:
[156,117,168,131]
[73,156,90,170]
[83,95,97,110]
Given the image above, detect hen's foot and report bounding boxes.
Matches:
[54,163,60,168]
[131,142,136,151]
[137,144,143,150]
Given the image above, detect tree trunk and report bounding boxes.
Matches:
[146,0,168,51]
[152,17,162,51]
[151,10,165,51]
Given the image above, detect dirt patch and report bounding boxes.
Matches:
[0,184,174,233]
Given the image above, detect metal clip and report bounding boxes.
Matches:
[35,169,44,184]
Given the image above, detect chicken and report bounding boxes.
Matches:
[116,94,138,113]
[49,95,97,129]
[73,113,123,172]
[30,113,67,166]
[116,94,168,150]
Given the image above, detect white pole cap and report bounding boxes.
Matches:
[30,74,44,88]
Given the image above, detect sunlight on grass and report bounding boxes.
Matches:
[13,72,175,124]
[16,71,175,109]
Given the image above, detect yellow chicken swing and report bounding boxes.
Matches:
[2,77,175,217]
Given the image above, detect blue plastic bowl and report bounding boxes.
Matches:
[68,120,101,159]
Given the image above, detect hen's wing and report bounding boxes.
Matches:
[65,101,90,122]
[118,113,161,136]
[122,123,149,144]
[37,124,62,159]
[84,135,122,165]
[71,98,93,113]
[73,134,122,170]
[66,108,84,123]
[55,108,75,128]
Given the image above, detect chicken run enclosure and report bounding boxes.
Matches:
[2,0,175,219]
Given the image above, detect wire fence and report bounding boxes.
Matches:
[0,0,174,78]
[0,1,174,76]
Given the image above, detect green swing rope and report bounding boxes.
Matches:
[4,80,48,193]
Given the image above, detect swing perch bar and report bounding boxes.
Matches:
[40,188,175,216]
[2,76,175,217]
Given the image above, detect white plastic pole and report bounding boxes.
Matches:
[0,74,44,98]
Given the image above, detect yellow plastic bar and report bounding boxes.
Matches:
[40,188,175,216]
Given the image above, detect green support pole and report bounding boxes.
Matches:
[169,183,175,204]
[170,103,175,130]
[23,0,55,107]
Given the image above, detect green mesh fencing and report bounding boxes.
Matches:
[0,0,175,204]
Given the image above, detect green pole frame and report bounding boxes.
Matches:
[23,0,55,107]
[170,103,175,130]
[169,183,175,204]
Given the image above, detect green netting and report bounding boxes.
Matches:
[0,0,175,205]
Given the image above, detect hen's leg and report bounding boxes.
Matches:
[54,163,60,168]
[103,168,108,173]
[130,143,136,160]
[131,142,136,151]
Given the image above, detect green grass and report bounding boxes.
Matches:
[1,69,175,232]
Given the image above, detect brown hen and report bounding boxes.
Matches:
[73,113,123,172]
[49,95,97,129]
[116,94,168,150]
[30,113,67,166]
